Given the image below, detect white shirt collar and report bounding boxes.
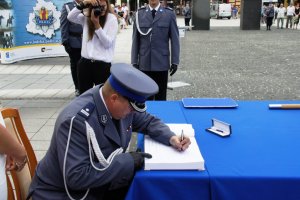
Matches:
[99,87,112,118]
[149,3,160,11]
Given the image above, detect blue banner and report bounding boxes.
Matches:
[0,0,69,63]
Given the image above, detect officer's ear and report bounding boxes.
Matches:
[110,93,118,103]
[105,93,118,111]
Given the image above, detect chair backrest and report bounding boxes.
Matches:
[6,171,21,200]
[0,107,37,200]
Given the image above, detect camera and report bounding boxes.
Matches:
[76,2,105,17]
[92,5,105,17]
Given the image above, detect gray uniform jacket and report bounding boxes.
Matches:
[28,85,175,199]
[131,6,180,71]
[60,1,82,48]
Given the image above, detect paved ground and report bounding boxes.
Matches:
[0,17,299,160]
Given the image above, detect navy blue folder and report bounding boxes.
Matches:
[182,98,238,108]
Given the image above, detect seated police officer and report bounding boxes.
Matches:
[28,63,191,200]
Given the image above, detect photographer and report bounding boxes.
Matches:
[67,0,118,95]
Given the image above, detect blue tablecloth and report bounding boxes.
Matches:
[126,100,300,200]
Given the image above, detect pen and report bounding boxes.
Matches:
[181,129,184,142]
[269,104,300,109]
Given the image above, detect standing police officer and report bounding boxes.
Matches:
[131,0,180,101]
[60,0,83,97]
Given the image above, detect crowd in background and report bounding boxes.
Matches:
[261,2,300,30]
[111,2,131,31]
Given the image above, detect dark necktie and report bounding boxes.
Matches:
[152,9,156,19]
[112,118,120,132]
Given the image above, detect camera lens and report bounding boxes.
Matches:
[94,7,101,16]
[93,5,105,17]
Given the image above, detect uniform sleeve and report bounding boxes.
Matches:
[94,14,118,49]
[170,11,180,65]
[131,12,139,65]
[67,7,85,26]
[60,4,69,45]
[132,112,175,145]
[56,117,134,190]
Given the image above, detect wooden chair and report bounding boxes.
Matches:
[0,107,37,200]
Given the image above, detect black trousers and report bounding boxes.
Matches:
[266,17,273,29]
[185,17,191,26]
[77,57,111,94]
[65,47,81,90]
[142,70,168,101]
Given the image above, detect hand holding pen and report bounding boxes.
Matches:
[169,130,191,151]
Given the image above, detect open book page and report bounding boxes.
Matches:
[166,123,195,137]
[144,124,205,170]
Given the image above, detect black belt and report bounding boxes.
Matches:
[81,57,108,64]
[69,32,82,37]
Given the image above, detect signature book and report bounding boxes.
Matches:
[144,124,205,170]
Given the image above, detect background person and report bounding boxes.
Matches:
[67,0,118,95]
[276,3,286,29]
[28,64,190,199]
[117,5,126,29]
[60,0,83,97]
[121,3,129,27]
[286,3,295,29]
[266,3,274,30]
[292,3,299,29]
[273,3,278,23]
[131,0,180,101]
[232,5,238,19]
[182,2,191,28]
[261,5,267,24]
[0,123,27,200]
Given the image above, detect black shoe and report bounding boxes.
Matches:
[75,89,80,97]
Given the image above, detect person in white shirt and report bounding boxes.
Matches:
[286,3,295,29]
[276,3,286,29]
[121,3,129,27]
[68,0,118,94]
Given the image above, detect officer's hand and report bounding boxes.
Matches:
[129,151,152,171]
[169,135,191,151]
[91,9,101,29]
[169,64,178,76]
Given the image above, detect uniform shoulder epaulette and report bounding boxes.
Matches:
[138,7,146,11]
[77,102,95,119]
[165,7,173,11]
